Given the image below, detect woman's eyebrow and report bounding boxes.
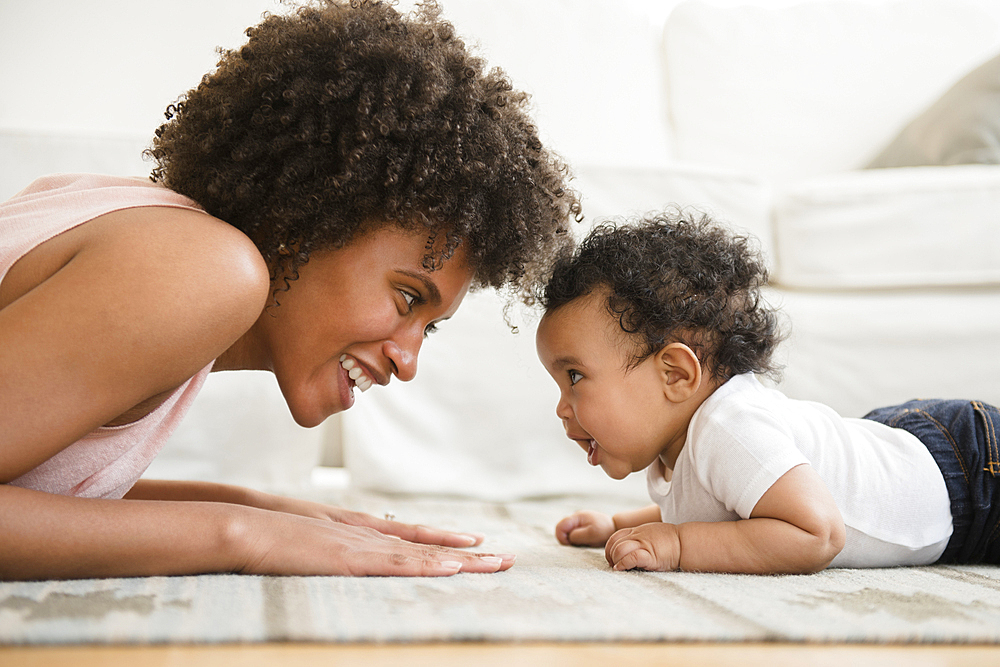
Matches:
[396,270,441,305]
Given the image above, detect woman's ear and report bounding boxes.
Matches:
[655,342,703,403]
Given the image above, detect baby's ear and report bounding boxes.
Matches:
[655,342,703,403]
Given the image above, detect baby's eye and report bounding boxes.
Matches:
[568,370,583,385]
[423,322,439,338]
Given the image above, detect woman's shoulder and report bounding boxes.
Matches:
[0,200,271,465]
[5,200,270,324]
[87,205,272,323]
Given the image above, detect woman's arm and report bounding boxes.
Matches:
[0,484,511,580]
[605,464,846,574]
[126,479,486,548]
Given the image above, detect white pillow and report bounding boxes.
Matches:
[664,0,1000,180]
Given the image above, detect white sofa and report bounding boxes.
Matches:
[3,0,1000,500]
[343,0,1000,501]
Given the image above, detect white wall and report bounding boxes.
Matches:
[0,0,280,137]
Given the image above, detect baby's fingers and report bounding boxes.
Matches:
[606,535,655,571]
[556,511,612,547]
[555,515,580,545]
[611,544,657,571]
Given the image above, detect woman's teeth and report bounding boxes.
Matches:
[339,355,373,392]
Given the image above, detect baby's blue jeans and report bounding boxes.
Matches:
[864,399,1000,564]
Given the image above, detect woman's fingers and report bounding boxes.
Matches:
[329,508,486,548]
[389,521,485,548]
[348,545,515,577]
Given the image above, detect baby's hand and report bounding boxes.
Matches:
[555,510,616,547]
[605,523,681,571]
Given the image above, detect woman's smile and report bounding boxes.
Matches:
[237,224,473,427]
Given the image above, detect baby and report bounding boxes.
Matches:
[535,209,1000,574]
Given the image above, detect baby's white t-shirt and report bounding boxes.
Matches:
[646,373,953,567]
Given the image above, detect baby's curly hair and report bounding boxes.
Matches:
[541,209,783,382]
[146,0,578,297]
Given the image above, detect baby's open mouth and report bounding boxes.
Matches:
[587,439,598,466]
[340,355,373,392]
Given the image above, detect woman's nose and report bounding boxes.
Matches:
[383,328,422,382]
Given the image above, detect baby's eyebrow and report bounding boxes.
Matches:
[551,355,583,369]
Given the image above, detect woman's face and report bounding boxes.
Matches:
[247,225,473,427]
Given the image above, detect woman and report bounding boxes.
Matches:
[0,0,578,579]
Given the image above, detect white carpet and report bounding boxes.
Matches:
[3,491,1000,645]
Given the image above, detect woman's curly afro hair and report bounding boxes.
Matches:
[540,209,784,382]
[146,0,579,298]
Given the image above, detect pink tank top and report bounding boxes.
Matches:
[2,174,215,499]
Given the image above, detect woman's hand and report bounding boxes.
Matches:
[233,505,512,576]
[267,495,486,548]
[123,480,506,576]
[555,510,617,547]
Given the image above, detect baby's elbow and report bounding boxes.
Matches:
[800,517,846,574]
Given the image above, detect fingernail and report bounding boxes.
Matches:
[458,535,478,546]
[497,553,517,562]
[479,556,504,567]
[440,561,463,571]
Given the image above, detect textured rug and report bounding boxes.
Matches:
[3,490,1000,645]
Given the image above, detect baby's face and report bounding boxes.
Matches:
[535,291,686,480]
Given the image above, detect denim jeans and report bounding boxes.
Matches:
[863,399,1000,564]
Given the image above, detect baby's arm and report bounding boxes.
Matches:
[605,464,845,574]
[556,504,662,547]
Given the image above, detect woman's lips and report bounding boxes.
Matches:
[337,362,356,409]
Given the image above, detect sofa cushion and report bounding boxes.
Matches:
[664,0,1000,180]
[771,165,1000,289]
[772,287,1000,419]
[867,53,1000,168]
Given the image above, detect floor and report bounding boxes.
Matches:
[4,643,1000,666]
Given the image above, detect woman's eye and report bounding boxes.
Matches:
[568,370,582,385]
[401,290,418,309]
